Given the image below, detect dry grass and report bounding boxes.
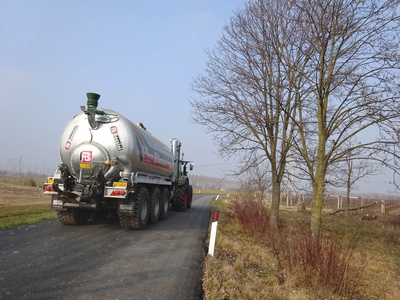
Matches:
[0,178,55,229]
[0,177,49,205]
[203,197,400,300]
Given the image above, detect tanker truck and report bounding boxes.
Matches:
[43,92,194,229]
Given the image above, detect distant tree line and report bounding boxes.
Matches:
[0,169,49,179]
[190,174,239,191]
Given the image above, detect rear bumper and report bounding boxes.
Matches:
[51,195,97,211]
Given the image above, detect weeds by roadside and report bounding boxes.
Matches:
[203,196,400,299]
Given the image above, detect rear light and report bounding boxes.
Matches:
[44,185,55,192]
[110,190,126,196]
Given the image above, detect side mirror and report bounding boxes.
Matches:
[190,162,194,171]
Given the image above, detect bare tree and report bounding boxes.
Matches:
[290,0,400,239]
[239,159,272,200]
[190,0,301,227]
[328,138,381,215]
[191,0,400,239]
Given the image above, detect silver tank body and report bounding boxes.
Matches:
[59,108,174,182]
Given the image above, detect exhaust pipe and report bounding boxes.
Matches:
[85,92,101,129]
[86,92,101,110]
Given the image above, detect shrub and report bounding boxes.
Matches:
[230,197,274,237]
[231,198,364,298]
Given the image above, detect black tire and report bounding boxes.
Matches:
[119,193,135,229]
[160,187,170,220]
[149,187,161,224]
[173,185,188,212]
[186,185,193,209]
[118,188,149,230]
[132,186,150,229]
[57,210,91,225]
[119,215,133,229]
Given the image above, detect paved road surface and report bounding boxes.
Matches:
[0,194,214,300]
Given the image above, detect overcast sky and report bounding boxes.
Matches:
[0,0,395,194]
[0,0,245,179]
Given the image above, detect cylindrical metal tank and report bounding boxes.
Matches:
[59,95,174,182]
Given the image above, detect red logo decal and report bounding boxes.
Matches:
[110,126,118,134]
[80,151,93,162]
[65,142,71,150]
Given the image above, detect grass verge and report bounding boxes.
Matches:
[203,196,400,299]
[196,189,233,195]
[0,204,56,229]
[0,178,56,229]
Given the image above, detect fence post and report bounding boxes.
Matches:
[208,211,219,256]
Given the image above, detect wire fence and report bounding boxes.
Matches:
[280,193,400,214]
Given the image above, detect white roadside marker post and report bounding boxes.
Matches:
[208,211,219,256]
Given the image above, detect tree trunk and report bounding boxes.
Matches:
[345,161,352,216]
[311,98,327,241]
[311,171,325,241]
[270,172,280,228]
[345,188,351,217]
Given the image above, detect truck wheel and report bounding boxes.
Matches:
[119,193,135,229]
[186,185,193,209]
[119,215,133,229]
[57,210,91,225]
[173,185,188,212]
[132,186,150,229]
[160,188,170,220]
[149,187,161,224]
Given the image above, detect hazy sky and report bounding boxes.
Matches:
[0,0,244,179]
[0,0,395,194]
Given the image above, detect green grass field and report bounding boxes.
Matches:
[0,204,56,229]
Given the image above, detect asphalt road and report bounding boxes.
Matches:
[0,194,214,300]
